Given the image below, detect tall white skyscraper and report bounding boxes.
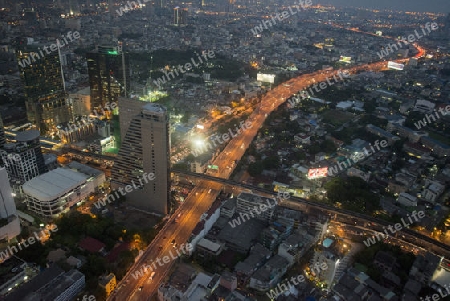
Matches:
[0,167,20,242]
[0,168,16,218]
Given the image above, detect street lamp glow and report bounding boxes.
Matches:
[193,139,205,147]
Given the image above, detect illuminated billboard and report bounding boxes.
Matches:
[339,56,352,63]
[387,61,405,70]
[257,73,275,84]
[307,167,328,179]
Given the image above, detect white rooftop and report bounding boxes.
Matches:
[197,238,221,253]
[23,168,88,202]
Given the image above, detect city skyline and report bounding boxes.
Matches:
[319,0,449,13]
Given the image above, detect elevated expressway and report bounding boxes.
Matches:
[173,169,450,259]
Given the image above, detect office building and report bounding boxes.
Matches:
[0,258,35,295]
[236,192,276,222]
[173,7,188,26]
[86,45,130,111]
[0,130,48,189]
[4,265,85,301]
[69,87,91,116]
[111,100,170,214]
[17,45,71,134]
[0,168,21,242]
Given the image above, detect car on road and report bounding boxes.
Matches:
[150,271,156,280]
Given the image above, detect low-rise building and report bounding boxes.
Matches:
[157,264,197,301]
[392,124,425,143]
[236,192,276,222]
[189,199,221,251]
[409,252,441,285]
[79,237,106,254]
[277,232,315,266]
[99,273,116,297]
[234,243,271,286]
[196,238,224,258]
[347,167,371,182]
[23,168,96,217]
[294,133,311,145]
[397,192,418,207]
[421,180,445,203]
[0,258,37,296]
[4,265,85,301]
[249,255,289,292]
[366,124,401,145]
[219,271,237,292]
[220,198,236,218]
[260,218,294,251]
[420,136,450,157]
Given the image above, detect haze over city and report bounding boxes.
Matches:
[320,0,449,13]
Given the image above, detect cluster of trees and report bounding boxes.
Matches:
[130,49,246,83]
[354,242,415,285]
[16,211,157,294]
[248,155,280,176]
[324,177,380,214]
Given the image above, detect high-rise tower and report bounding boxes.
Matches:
[1,130,48,188]
[111,100,170,214]
[0,167,21,243]
[86,45,129,111]
[173,7,188,26]
[17,45,71,134]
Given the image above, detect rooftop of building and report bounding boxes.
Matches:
[166,263,197,293]
[197,238,222,253]
[15,130,40,142]
[22,168,88,202]
[67,161,104,178]
[221,197,237,211]
[4,265,65,301]
[99,273,116,286]
[78,237,106,253]
[39,269,85,301]
[142,103,167,114]
[218,218,266,252]
[251,255,289,282]
[234,243,271,274]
